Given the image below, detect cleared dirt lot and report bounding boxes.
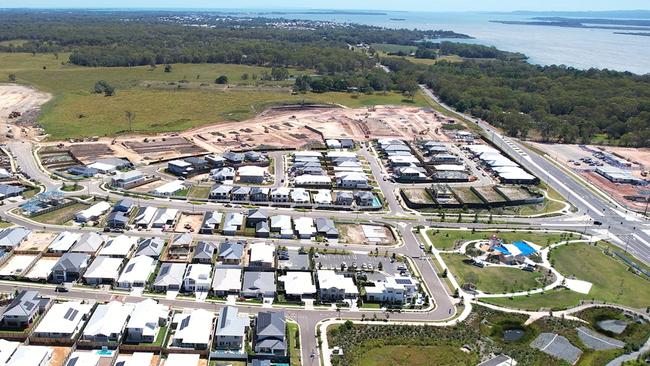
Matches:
[0,84,51,142]
[50,346,72,366]
[338,223,396,245]
[17,232,56,252]
[175,213,204,233]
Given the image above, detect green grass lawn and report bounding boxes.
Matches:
[287,322,302,366]
[442,253,544,294]
[550,244,650,309]
[30,202,88,225]
[481,288,588,311]
[426,229,571,250]
[1,52,429,139]
[356,345,478,366]
[188,185,212,199]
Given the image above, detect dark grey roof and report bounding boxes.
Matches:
[53,253,90,272]
[250,187,269,195]
[232,186,251,195]
[336,191,353,199]
[314,218,338,236]
[223,151,245,162]
[136,237,165,257]
[218,242,244,260]
[1,290,47,318]
[243,272,275,293]
[67,166,98,177]
[247,209,268,220]
[106,211,128,224]
[256,311,285,338]
[255,221,270,233]
[113,198,134,211]
[194,241,217,260]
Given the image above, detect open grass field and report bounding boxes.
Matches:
[549,244,650,309]
[30,202,88,225]
[442,253,544,294]
[356,345,478,366]
[1,52,429,139]
[426,229,571,250]
[481,288,588,311]
[287,322,302,366]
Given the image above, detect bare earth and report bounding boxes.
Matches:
[0,84,51,142]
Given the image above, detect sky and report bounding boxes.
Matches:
[2,0,649,12]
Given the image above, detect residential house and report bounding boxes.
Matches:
[74,201,111,223]
[153,180,186,196]
[394,166,428,182]
[67,166,98,178]
[135,237,165,258]
[167,160,193,177]
[294,174,331,187]
[336,172,368,189]
[165,354,200,366]
[313,190,332,205]
[64,352,100,366]
[254,311,286,356]
[222,212,243,236]
[151,208,179,229]
[170,309,214,350]
[5,345,52,366]
[152,263,187,292]
[269,187,290,203]
[294,217,315,239]
[314,218,339,238]
[117,255,156,289]
[32,301,93,339]
[217,242,244,265]
[269,215,293,238]
[246,209,268,228]
[256,221,270,238]
[335,191,353,206]
[317,270,359,302]
[112,198,135,213]
[106,211,129,230]
[199,211,222,234]
[81,301,134,343]
[70,232,105,254]
[0,339,18,365]
[0,184,24,199]
[214,306,248,351]
[209,184,233,200]
[248,242,275,269]
[211,167,235,182]
[212,265,242,296]
[290,188,310,204]
[0,290,49,329]
[477,355,518,366]
[238,166,266,184]
[98,235,137,257]
[48,231,81,254]
[0,227,30,249]
[168,233,193,260]
[51,253,90,283]
[231,186,251,201]
[355,191,375,206]
[241,271,276,298]
[245,151,265,162]
[83,256,123,285]
[111,170,145,189]
[134,206,157,229]
[125,299,168,343]
[278,272,316,300]
[223,152,245,164]
[364,275,419,305]
[193,241,217,264]
[250,187,270,202]
[206,154,226,167]
[183,264,212,292]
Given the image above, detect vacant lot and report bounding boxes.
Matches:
[30,202,88,225]
[442,253,544,294]
[426,229,571,250]
[356,345,477,366]
[550,244,650,309]
[1,52,430,139]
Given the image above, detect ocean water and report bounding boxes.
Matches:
[247,10,650,74]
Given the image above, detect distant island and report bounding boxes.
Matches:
[390,18,406,21]
[615,32,650,37]
[263,10,387,16]
[492,16,650,34]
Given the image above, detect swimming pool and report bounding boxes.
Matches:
[513,241,537,256]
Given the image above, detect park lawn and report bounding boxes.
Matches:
[480,288,588,311]
[356,345,478,366]
[442,253,544,294]
[550,244,650,309]
[30,202,89,225]
[287,322,301,366]
[426,229,570,250]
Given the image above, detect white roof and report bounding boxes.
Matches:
[317,270,358,294]
[35,301,93,336]
[153,208,179,225]
[65,352,100,366]
[184,264,212,283]
[224,212,243,227]
[279,271,316,296]
[99,235,137,256]
[135,206,157,226]
[126,299,168,337]
[433,164,466,171]
[25,258,58,280]
[0,339,19,365]
[294,151,322,158]
[313,190,332,204]
[294,217,315,236]
[388,155,419,163]
[249,242,275,264]
[295,174,331,184]
[118,256,155,285]
[6,346,52,366]
[83,301,134,338]
[115,352,154,366]
[154,180,185,194]
[291,188,310,202]
[497,168,536,181]
[83,256,122,280]
[49,231,81,252]
[335,171,367,181]
[171,309,214,346]
[325,139,341,147]
[271,187,290,195]
[212,266,242,292]
[466,144,499,154]
[238,165,266,176]
[0,254,36,276]
[326,151,357,159]
[165,354,200,366]
[76,201,111,221]
[87,162,115,172]
[270,215,292,230]
[169,160,191,168]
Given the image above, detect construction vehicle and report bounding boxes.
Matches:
[8,111,21,119]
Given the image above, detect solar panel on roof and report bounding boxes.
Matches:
[395,279,411,284]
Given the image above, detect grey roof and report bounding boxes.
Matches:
[53,252,90,272]
[336,191,353,199]
[216,306,247,337]
[106,211,128,224]
[251,360,271,366]
[136,237,165,257]
[242,271,275,293]
[0,227,30,248]
[355,191,374,200]
[255,221,270,233]
[232,186,251,195]
[477,355,515,366]
[95,157,131,167]
[256,311,285,338]
[314,218,338,236]
[70,232,104,253]
[1,290,47,318]
[247,209,268,220]
[172,233,193,247]
[218,242,244,261]
[223,151,244,162]
[201,211,221,229]
[0,184,25,197]
[211,184,233,195]
[113,199,134,212]
[194,241,217,260]
[250,187,270,195]
[153,263,186,287]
